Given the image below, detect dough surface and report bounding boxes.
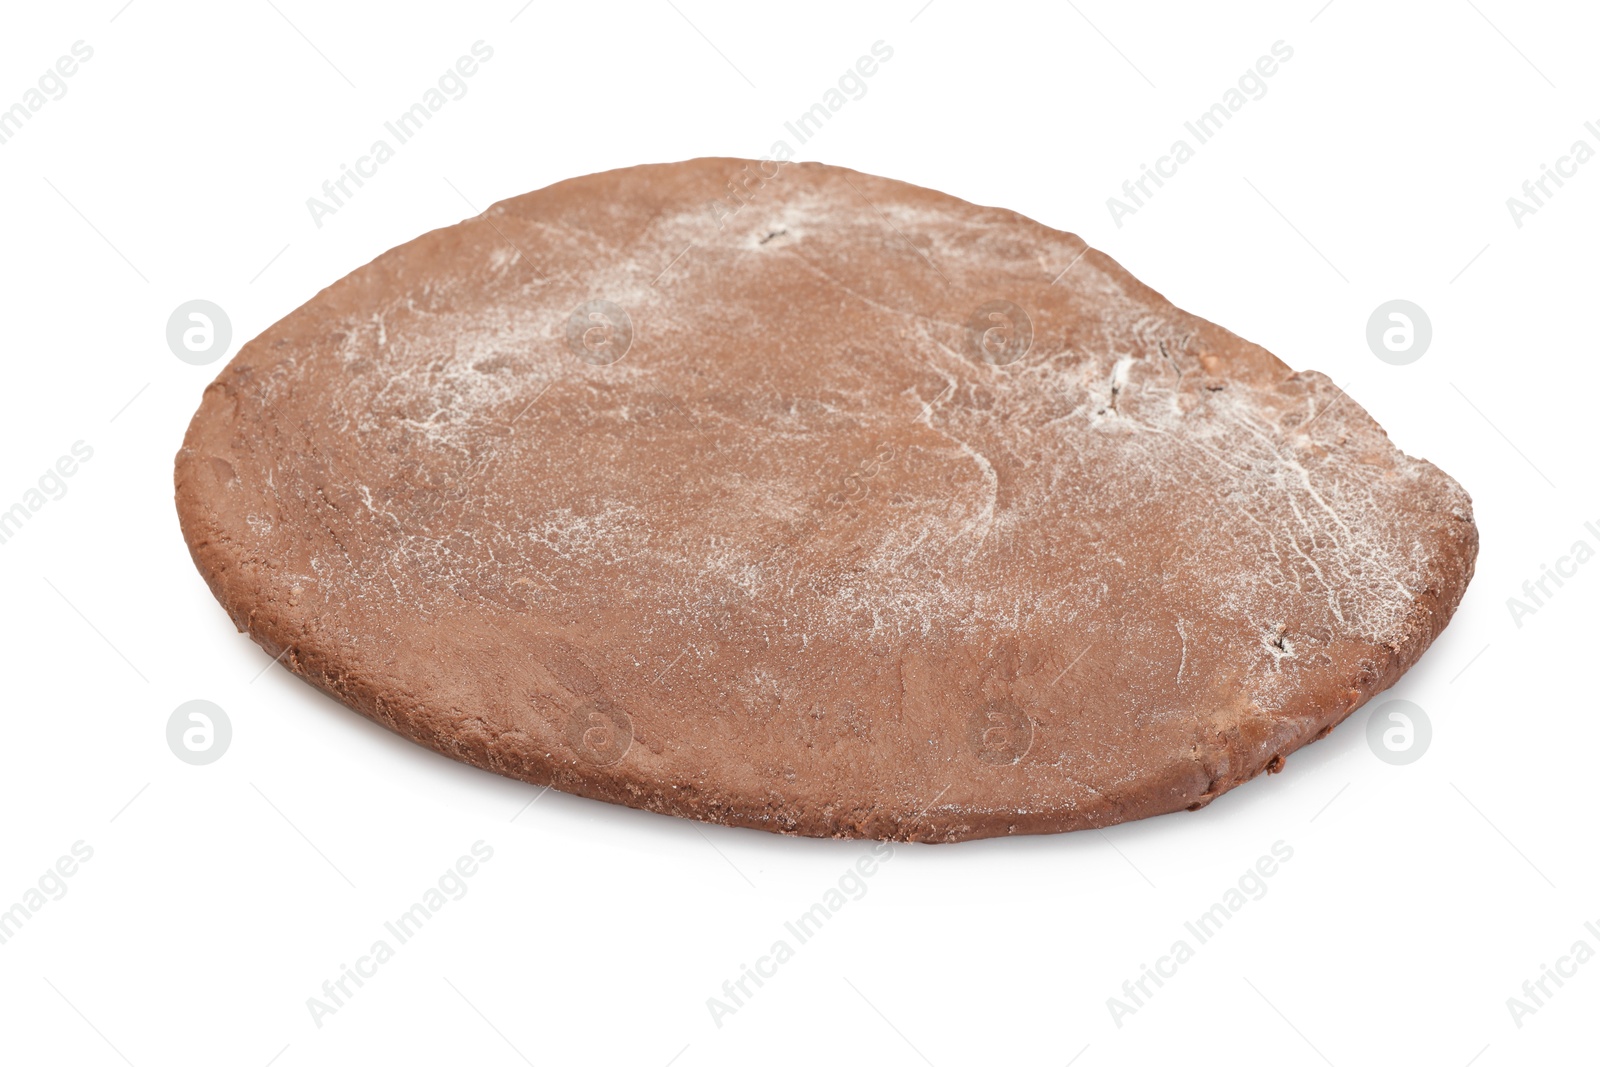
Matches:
[175,158,1477,841]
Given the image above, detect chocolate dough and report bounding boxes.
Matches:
[175,159,1477,841]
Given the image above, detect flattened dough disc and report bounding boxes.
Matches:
[176,159,1477,841]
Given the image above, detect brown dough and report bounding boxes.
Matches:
[175,158,1477,841]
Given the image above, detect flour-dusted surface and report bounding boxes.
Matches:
[175,159,1477,841]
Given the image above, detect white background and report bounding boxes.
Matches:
[1,2,1595,1064]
